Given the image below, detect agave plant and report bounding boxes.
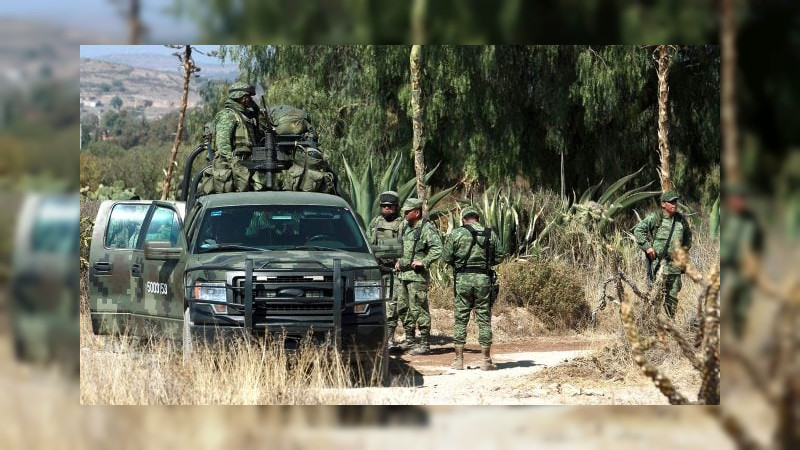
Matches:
[566,166,661,233]
[448,186,522,259]
[341,153,457,228]
[517,168,661,257]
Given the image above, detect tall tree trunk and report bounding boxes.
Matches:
[410,45,428,217]
[161,45,193,200]
[721,0,739,184]
[656,45,673,192]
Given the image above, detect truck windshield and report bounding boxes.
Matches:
[194,205,369,253]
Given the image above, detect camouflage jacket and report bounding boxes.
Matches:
[442,222,504,276]
[213,99,261,161]
[633,210,693,275]
[397,219,442,282]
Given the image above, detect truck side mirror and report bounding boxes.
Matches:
[144,240,182,261]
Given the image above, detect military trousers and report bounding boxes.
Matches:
[396,279,430,334]
[662,274,682,318]
[452,274,492,346]
[384,273,408,334]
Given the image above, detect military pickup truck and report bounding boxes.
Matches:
[87,191,390,385]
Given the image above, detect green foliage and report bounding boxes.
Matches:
[568,166,661,233]
[340,153,456,228]
[82,144,171,199]
[455,186,521,257]
[498,258,590,331]
[220,45,718,206]
[536,168,660,251]
[80,180,136,201]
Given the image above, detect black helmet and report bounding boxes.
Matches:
[379,190,399,206]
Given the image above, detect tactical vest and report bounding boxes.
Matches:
[372,215,403,261]
[454,224,494,274]
[211,106,258,156]
[230,108,259,154]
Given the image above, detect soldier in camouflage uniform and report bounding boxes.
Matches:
[633,190,693,318]
[394,198,442,355]
[212,82,264,192]
[720,182,763,339]
[443,208,504,371]
[367,191,406,349]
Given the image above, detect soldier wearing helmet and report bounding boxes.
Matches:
[442,207,504,370]
[210,81,264,192]
[368,191,406,349]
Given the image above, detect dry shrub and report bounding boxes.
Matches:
[498,258,590,331]
[427,281,452,310]
[535,342,630,383]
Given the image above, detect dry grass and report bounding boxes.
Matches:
[80,312,398,404]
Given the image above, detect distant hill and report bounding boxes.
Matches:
[81,58,209,120]
[87,52,239,81]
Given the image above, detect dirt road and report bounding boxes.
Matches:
[324,337,674,405]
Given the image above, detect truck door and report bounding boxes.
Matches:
[88,201,151,334]
[136,203,186,337]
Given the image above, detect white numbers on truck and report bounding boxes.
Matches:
[146,281,168,295]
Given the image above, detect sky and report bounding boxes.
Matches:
[1,0,197,42]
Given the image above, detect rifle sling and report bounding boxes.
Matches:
[652,216,678,275]
[456,225,492,276]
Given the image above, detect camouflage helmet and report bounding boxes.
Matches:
[401,197,422,213]
[660,190,680,202]
[461,207,480,220]
[229,81,255,100]
[379,191,400,206]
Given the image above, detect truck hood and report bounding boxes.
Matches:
[187,250,378,271]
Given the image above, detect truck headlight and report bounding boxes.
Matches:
[193,281,227,314]
[354,281,382,303]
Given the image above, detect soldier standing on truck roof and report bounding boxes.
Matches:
[394,198,442,355]
[368,191,406,350]
[211,82,264,192]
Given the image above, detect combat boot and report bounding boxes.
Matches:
[399,328,416,351]
[410,331,430,355]
[451,344,464,370]
[480,345,497,371]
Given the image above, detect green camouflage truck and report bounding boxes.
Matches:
[87,191,390,385]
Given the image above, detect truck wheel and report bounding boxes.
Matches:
[182,307,193,361]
